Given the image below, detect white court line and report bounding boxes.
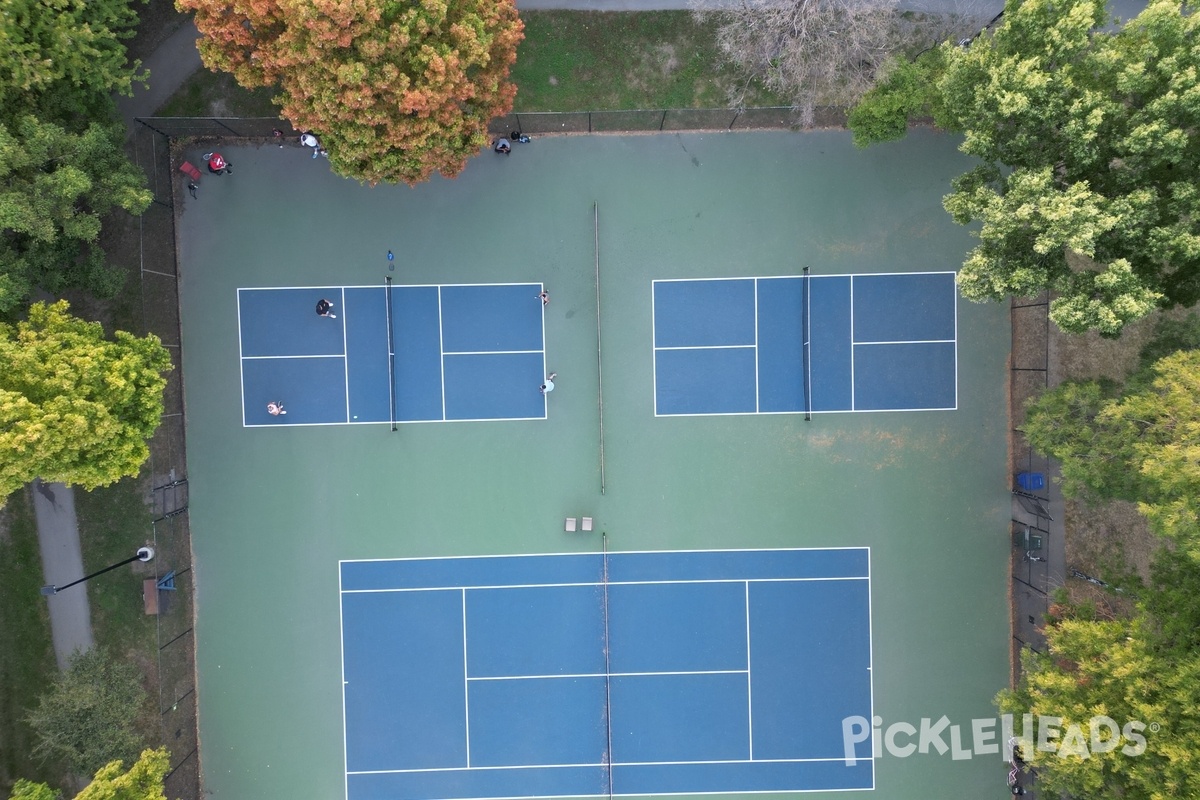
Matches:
[852,338,956,346]
[338,558,349,800]
[753,279,760,413]
[443,349,545,356]
[654,344,755,351]
[241,353,345,360]
[341,287,350,423]
[651,270,954,283]
[804,271,812,416]
[246,413,549,429]
[343,788,874,800]
[384,280,395,424]
[849,276,856,412]
[953,279,960,411]
[438,286,447,421]
[462,589,471,768]
[340,545,870,564]
[651,281,659,415]
[745,581,753,759]
[655,405,956,418]
[541,280,548,418]
[348,754,867,776]
[236,289,247,427]
[866,548,876,789]
[467,669,748,681]
[341,576,868,594]
[241,281,544,292]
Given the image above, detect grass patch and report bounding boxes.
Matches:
[151,11,784,119]
[512,11,783,111]
[73,478,159,743]
[0,490,66,795]
[155,69,279,118]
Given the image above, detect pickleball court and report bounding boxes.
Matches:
[238,283,547,425]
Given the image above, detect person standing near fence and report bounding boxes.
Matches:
[301,132,321,158]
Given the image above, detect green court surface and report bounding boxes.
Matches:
[178,129,1010,799]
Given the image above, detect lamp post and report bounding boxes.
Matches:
[40,547,154,596]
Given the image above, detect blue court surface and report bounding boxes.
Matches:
[339,549,873,800]
[653,272,957,416]
[239,283,547,426]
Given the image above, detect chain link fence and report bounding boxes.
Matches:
[126,121,200,800]
[1009,293,1053,679]
[134,107,836,141]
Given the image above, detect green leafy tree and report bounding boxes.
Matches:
[0,0,146,122]
[179,0,524,185]
[75,748,168,800]
[850,0,1200,336]
[10,748,169,800]
[999,615,1200,799]
[0,0,150,310]
[26,650,148,777]
[0,118,152,313]
[0,301,172,505]
[7,781,56,800]
[998,547,1200,798]
[847,47,950,147]
[1024,349,1200,557]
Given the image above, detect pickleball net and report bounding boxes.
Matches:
[601,532,614,799]
[384,276,398,431]
[802,266,812,421]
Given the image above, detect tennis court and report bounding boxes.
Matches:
[177,130,1011,800]
[341,548,873,799]
[238,283,547,425]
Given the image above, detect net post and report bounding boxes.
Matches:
[385,275,398,431]
[802,265,812,422]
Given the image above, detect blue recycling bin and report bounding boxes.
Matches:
[1017,472,1045,492]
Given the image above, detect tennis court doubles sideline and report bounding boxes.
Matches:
[339,548,874,799]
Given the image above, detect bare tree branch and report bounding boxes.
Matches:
[693,0,991,122]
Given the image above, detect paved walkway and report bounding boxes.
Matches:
[33,481,94,670]
[116,20,203,132]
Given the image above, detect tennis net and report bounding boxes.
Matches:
[802,266,812,421]
[384,276,398,431]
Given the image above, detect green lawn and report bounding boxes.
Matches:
[73,477,160,743]
[155,69,279,118]
[0,491,65,795]
[153,11,784,118]
[512,11,784,111]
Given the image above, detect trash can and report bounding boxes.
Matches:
[1017,472,1045,492]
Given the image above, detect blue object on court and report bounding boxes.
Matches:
[339,548,875,799]
[238,283,547,426]
[653,272,957,416]
[1017,472,1045,491]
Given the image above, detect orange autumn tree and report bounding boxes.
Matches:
[179,0,523,184]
